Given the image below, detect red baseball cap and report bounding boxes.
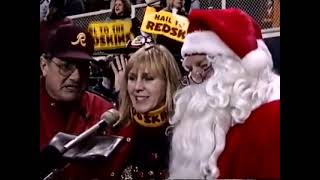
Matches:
[45,25,95,61]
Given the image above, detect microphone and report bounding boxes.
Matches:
[62,109,120,153]
[40,109,120,179]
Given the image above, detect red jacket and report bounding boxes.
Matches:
[218,100,280,179]
[40,78,113,150]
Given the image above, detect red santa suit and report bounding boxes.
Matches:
[174,8,280,179]
[218,100,280,179]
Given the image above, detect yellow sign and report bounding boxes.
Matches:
[141,6,189,42]
[88,20,133,51]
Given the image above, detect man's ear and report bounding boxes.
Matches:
[40,55,49,76]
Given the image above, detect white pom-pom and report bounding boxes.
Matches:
[241,47,272,76]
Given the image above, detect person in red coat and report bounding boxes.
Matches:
[57,44,182,180]
[168,8,280,179]
[40,24,114,150]
[40,24,115,180]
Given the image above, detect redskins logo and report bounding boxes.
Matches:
[71,32,86,47]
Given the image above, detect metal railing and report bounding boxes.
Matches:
[68,0,280,38]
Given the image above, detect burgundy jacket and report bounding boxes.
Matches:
[40,78,113,150]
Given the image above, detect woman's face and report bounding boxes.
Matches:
[127,67,166,113]
[114,0,124,16]
[183,54,213,84]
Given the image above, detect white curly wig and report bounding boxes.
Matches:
[168,54,280,179]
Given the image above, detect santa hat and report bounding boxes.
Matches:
[181,8,273,75]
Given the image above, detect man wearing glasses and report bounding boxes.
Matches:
[169,9,280,179]
[40,25,114,151]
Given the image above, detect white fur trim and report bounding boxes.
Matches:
[181,31,237,58]
[241,40,273,76]
[182,32,274,76]
[257,39,273,68]
[267,73,280,102]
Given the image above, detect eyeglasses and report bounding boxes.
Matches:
[179,63,213,87]
[51,60,89,77]
[179,73,206,88]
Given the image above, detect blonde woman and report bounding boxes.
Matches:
[72,44,182,179]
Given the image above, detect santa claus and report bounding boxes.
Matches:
[169,9,280,179]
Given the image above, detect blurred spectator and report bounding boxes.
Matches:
[40,0,73,56]
[108,0,141,37]
[63,0,86,16]
[160,0,191,12]
[84,0,110,12]
[189,0,200,11]
[102,0,141,54]
[153,0,188,75]
[40,0,51,22]
[89,56,119,106]
[162,0,186,13]
[109,0,132,19]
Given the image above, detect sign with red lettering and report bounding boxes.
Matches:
[141,6,189,42]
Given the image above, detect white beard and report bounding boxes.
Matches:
[169,55,280,179]
[169,83,232,179]
[169,114,231,179]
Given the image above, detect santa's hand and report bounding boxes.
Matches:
[111,54,127,92]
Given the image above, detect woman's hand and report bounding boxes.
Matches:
[111,54,128,92]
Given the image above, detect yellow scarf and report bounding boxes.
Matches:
[130,105,168,128]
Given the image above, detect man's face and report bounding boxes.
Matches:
[40,57,90,102]
[183,54,213,84]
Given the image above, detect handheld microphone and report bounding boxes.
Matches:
[40,109,120,180]
[62,109,119,152]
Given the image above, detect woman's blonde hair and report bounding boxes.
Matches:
[119,44,182,124]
